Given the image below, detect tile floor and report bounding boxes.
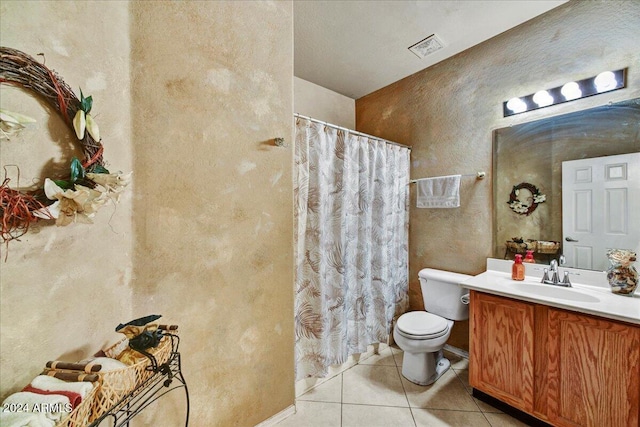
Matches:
[276,346,529,427]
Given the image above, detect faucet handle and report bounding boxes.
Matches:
[541,268,549,283]
[562,271,572,287]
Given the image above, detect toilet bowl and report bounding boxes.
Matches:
[393,268,470,386]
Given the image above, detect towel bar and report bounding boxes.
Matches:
[409,171,485,184]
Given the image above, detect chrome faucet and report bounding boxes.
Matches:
[541,257,572,287]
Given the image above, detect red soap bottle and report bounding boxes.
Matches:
[512,254,525,281]
[523,250,535,263]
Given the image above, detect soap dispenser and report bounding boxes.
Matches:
[523,250,535,263]
[512,254,525,281]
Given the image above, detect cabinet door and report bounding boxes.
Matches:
[470,291,535,412]
[548,309,640,427]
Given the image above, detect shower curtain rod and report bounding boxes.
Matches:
[409,172,486,184]
[294,113,411,150]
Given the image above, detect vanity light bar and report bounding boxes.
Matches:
[503,68,627,117]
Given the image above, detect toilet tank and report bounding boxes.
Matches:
[419,268,471,321]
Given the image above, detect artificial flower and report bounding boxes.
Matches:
[85,113,100,141]
[0,108,36,140]
[73,109,86,140]
[533,193,546,203]
[39,178,106,226]
[509,201,530,214]
[87,171,132,200]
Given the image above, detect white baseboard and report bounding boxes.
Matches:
[444,344,469,359]
[254,404,296,427]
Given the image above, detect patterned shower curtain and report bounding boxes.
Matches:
[294,117,410,380]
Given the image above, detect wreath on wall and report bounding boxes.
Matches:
[0,47,130,245]
[507,182,546,216]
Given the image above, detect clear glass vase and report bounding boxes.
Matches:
[606,250,638,297]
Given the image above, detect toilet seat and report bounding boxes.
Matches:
[396,312,448,340]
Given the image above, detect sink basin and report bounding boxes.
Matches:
[511,282,601,303]
[462,264,639,325]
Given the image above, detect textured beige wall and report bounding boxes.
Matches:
[130,2,294,426]
[294,76,355,128]
[356,0,640,351]
[0,0,133,398]
[1,1,294,426]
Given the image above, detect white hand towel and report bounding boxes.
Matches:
[83,357,128,372]
[416,174,461,208]
[0,411,55,427]
[30,375,93,399]
[2,392,70,423]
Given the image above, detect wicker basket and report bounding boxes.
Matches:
[54,382,98,427]
[537,240,561,254]
[88,334,174,421]
[505,240,537,253]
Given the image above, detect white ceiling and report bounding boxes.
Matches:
[294,0,568,99]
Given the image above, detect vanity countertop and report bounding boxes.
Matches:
[461,259,640,325]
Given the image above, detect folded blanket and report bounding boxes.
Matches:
[30,375,93,399]
[2,392,70,422]
[0,411,55,427]
[22,385,82,410]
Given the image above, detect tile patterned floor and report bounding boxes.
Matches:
[276,347,529,427]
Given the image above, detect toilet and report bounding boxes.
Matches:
[393,268,471,386]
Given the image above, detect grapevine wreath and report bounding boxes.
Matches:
[507,182,546,216]
[0,46,130,245]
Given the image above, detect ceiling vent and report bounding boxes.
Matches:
[408,34,444,59]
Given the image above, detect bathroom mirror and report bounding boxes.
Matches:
[493,97,640,271]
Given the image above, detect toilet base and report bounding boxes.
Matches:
[401,349,450,386]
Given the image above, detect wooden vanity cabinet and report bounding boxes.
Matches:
[469,291,535,413]
[469,290,640,427]
[547,309,640,427]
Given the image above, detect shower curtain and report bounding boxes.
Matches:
[294,117,410,380]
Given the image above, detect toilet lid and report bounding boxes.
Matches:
[396,312,448,338]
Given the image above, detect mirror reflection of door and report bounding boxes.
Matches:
[562,152,640,271]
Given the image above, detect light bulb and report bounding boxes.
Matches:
[561,82,582,101]
[506,97,527,113]
[594,71,617,92]
[533,90,554,107]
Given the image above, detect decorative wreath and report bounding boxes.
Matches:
[0,47,130,245]
[507,182,546,216]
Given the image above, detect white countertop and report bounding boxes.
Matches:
[461,259,640,325]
